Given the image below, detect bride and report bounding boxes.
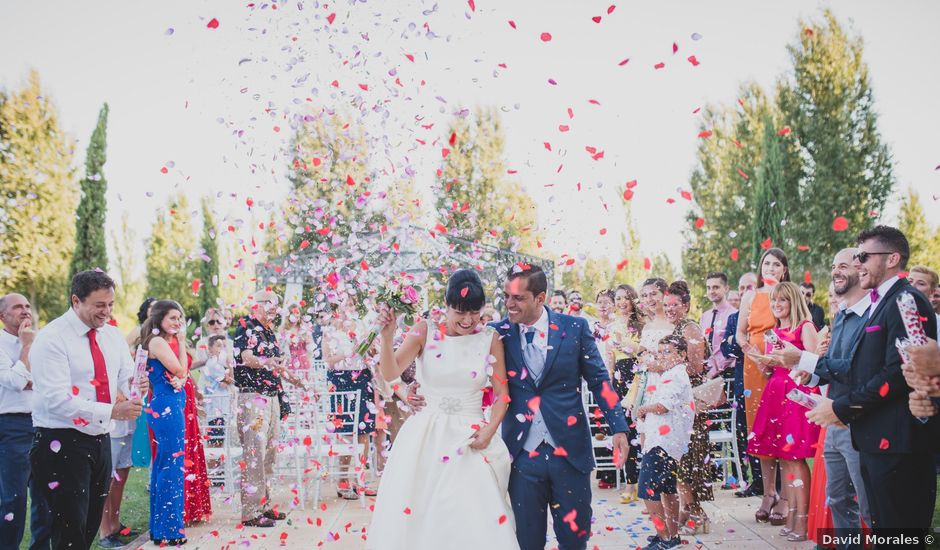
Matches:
[366,269,519,549]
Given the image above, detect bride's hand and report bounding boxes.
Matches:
[377,305,397,340]
[469,426,496,450]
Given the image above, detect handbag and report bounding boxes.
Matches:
[692,377,727,411]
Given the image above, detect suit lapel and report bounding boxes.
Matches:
[505,321,535,389]
[852,278,906,356]
[538,307,563,388]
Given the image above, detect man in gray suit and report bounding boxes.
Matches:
[778,248,871,549]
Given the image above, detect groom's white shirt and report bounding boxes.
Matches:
[520,307,550,355]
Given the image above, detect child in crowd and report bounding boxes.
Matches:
[635,335,695,550]
[202,335,234,453]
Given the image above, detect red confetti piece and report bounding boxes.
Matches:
[618,58,630,66]
[760,238,773,250]
[778,126,791,135]
[694,218,705,229]
[697,130,712,139]
[191,279,201,295]
[643,257,651,270]
[403,507,412,515]
[737,168,750,180]
[540,32,552,42]
[553,446,568,457]
[528,396,541,412]
[804,271,812,284]
[879,382,889,397]
[508,20,517,29]
[498,514,507,524]
[730,248,739,261]
[160,166,168,174]
[467,0,475,12]
[879,438,889,450]
[607,4,616,14]
[559,125,570,132]
[591,16,602,23]
[567,416,577,426]
[654,62,665,69]
[206,18,219,29]
[658,424,671,435]
[688,55,700,66]
[346,175,356,186]
[460,287,469,298]
[832,216,849,232]
[623,189,634,201]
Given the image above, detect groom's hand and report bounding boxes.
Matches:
[612,432,630,468]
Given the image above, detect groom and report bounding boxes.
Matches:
[492,264,629,550]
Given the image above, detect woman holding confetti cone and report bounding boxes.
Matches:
[141,300,189,546]
[747,282,820,541]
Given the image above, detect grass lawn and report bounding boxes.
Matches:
[20,467,149,550]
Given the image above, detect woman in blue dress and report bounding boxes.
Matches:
[141,300,190,546]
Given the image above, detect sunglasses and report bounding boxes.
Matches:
[207,320,223,326]
[852,251,893,263]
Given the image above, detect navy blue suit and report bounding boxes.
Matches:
[491,307,628,550]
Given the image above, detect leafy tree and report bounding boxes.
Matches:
[70,103,109,278]
[110,212,144,328]
[681,83,775,304]
[434,108,538,254]
[777,10,895,279]
[145,193,200,322]
[0,70,78,321]
[897,188,940,269]
[750,111,791,265]
[196,196,221,316]
[281,112,381,252]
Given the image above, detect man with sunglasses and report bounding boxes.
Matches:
[776,226,937,540]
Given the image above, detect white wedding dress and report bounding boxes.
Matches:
[367,326,519,549]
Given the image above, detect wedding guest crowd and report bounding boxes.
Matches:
[1,223,938,549]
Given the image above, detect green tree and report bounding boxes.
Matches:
[145,193,200,321]
[897,188,940,268]
[777,10,895,279]
[70,103,110,278]
[0,70,78,322]
[110,211,144,327]
[434,108,538,254]
[196,197,221,316]
[560,256,614,304]
[681,83,775,304]
[750,111,790,265]
[281,112,380,252]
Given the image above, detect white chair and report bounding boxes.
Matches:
[707,380,743,486]
[583,389,626,489]
[199,392,243,496]
[280,390,363,508]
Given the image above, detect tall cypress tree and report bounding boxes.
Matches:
[70,103,110,278]
[750,112,788,265]
[197,197,221,316]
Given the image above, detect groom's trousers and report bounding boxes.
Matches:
[509,443,592,550]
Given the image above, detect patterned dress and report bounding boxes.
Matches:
[674,319,715,503]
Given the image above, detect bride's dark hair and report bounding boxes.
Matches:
[445,269,486,312]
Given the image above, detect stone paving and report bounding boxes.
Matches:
[131,481,818,549]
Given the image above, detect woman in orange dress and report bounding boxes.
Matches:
[736,247,790,525]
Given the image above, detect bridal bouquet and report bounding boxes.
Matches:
[355,282,421,356]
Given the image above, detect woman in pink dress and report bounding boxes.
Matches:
[747,282,819,542]
[280,304,313,372]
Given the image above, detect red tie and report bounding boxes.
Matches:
[88,329,111,404]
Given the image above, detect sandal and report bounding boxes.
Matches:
[337,488,359,500]
[786,514,809,541]
[356,485,378,497]
[769,499,789,526]
[755,494,778,523]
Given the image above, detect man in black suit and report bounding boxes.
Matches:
[782,226,937,541]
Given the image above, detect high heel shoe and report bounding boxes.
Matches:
[768,499,789,526]
[336,488,359,500]
[779,508,797,535]
[786,514,809,541]
[755,494,778,523]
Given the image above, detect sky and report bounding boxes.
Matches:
[1,0,938,282]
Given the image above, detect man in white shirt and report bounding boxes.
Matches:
[29,271,147,550]
[0,293,52,549]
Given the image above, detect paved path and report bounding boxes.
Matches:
[132,482,817,549]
